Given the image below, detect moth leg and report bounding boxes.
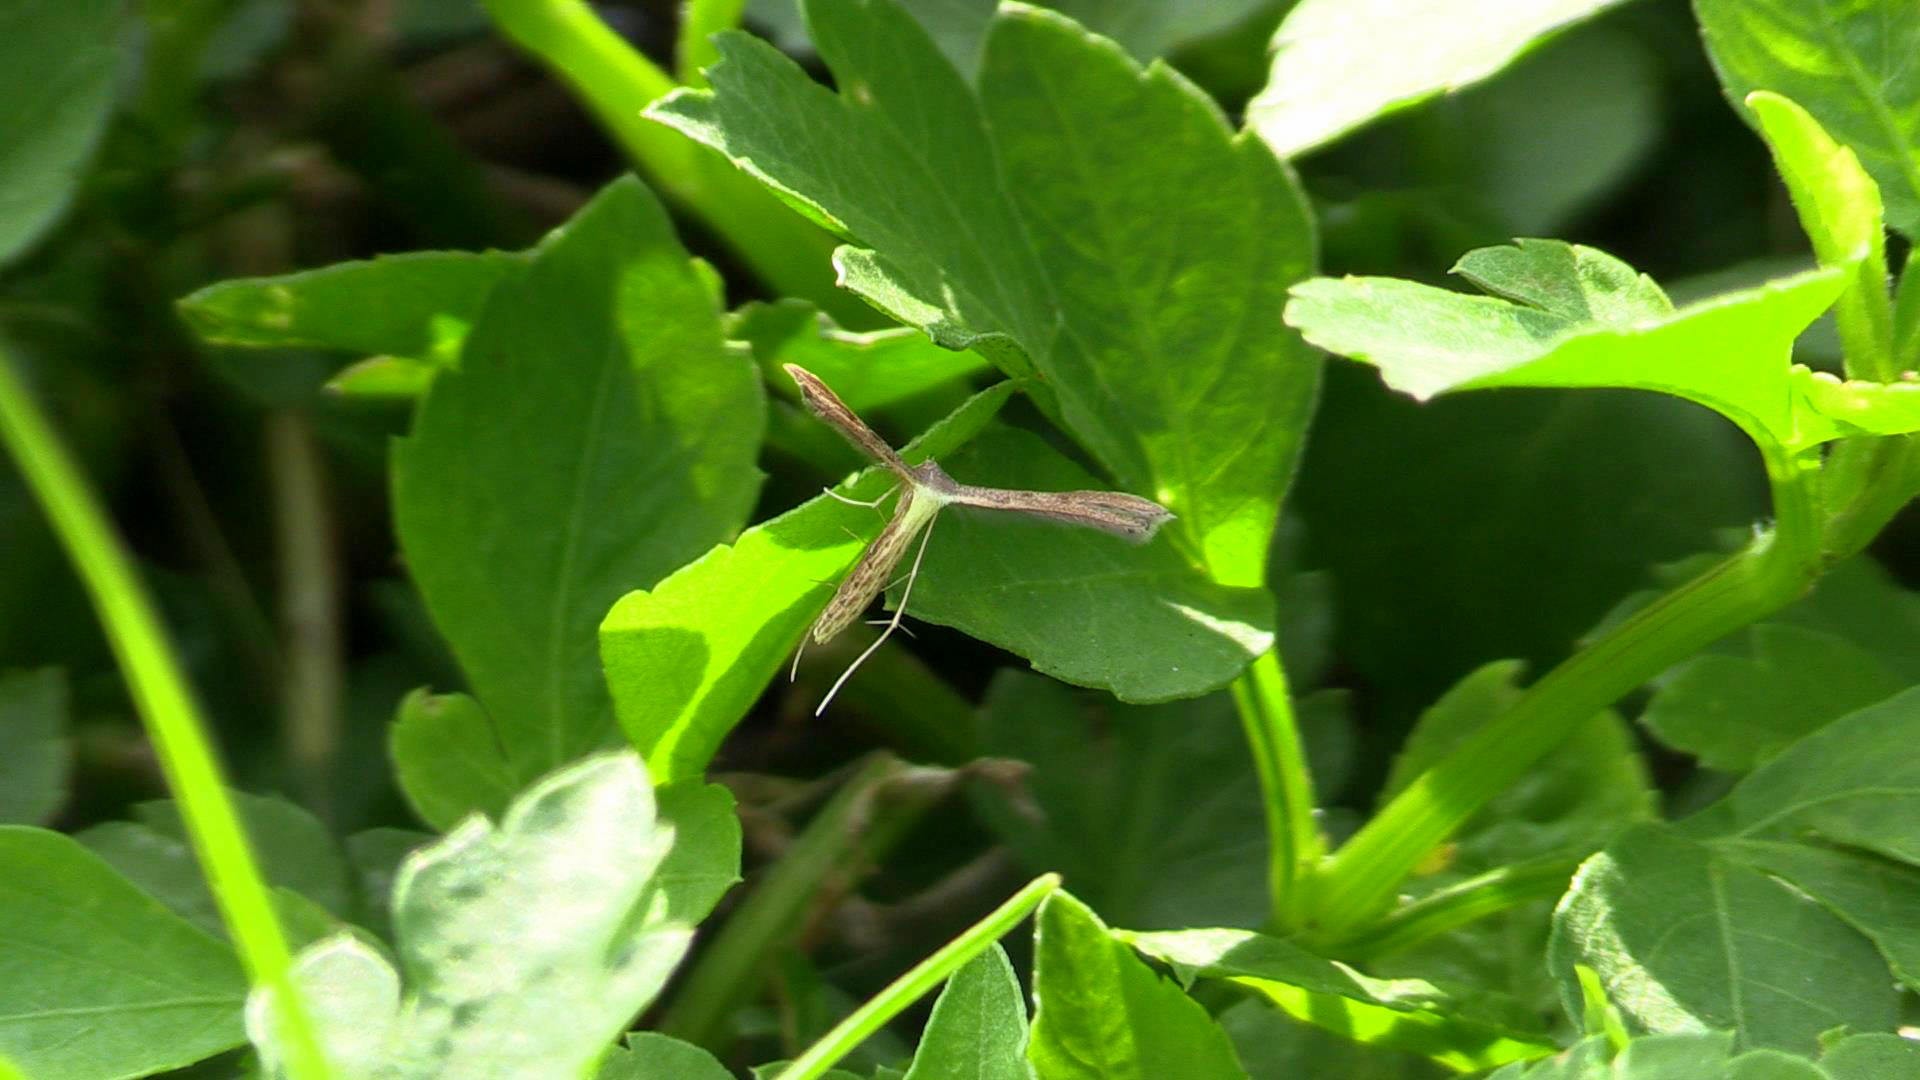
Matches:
[823,485,895,517]
[817,512,936,716]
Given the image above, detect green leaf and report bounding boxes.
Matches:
[1549,824,1898,1054]
[77,791,352,937]
[600,381,1012,783]
[390,688,519,832]
[1640,624,1907,771]
[0,0,120,265]
[1246,0,1629,158]
[0,827,249,1079]
[1695,0,1920,238]
[247,752,738,1078]
[1214,997,1450,1079]
[1789,366,1920,436]
[597,1032,735,1080]
[177,251,521,362]
[393,176,764,787]
[1746,92,1894,375]
[1450,240,1672,326]
[325,355,437,398]
[1286,245,1846,449]
[1486,1033,1734,1078]
[1721,840,1920,992]
[1770,555,1920,681]
[1712,685,1920,865]
[0,668,67,824]
[1028,891,1247,1080]
[739,299,989,414]
[652,0,1319,591]
[969,671,1268,929]
[903,945,1032,1080]
[905,425,1274,701]
[1816,1034,1920,1079]
[894,0,1275,73]
[1123,927,1557,1073]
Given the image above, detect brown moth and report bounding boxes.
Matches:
[787,364,1173,713]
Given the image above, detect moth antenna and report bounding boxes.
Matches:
[817,512,937,715]
[790,633,808,683]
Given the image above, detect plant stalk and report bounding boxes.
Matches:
[779,873,1061,1080]
[0,344,330,1077]
[1230,648,1319,926]
[1305,442,1824,937]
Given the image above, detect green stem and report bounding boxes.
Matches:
[480,0,858,321]
[1305,442,1824,937]
[1230,649,1318,926]
[0,346,330,1076]
[676,0,747,86]
[1336,853,1583,960]
[780,874,1062,1080]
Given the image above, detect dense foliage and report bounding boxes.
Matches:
[3,0,1920,1077]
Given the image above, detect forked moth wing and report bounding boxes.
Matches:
[945,484,1173,543]
[785,364,913,479]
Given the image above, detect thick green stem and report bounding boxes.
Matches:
[1336,853,1583,960]
[1231,648,1319,926]
[1305,443,1824,937]
[779,874,1061,1080]
[480,0,859,321]
[0,346,330,1076]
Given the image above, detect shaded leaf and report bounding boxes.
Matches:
[596,1032,735,1080]
[738,299,989,414]
[0,0,120,264]
[1640,624,1906,771]
[0,668,67,824]
[970,671,1267,930]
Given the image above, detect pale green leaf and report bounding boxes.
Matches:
[0,0,120,264]
[248,753,738,1079]
[651,0,1319,591]
[600,381,1010,783]
[1248,0,1629,158]
[1789,366,1920,436]
[0,827,248,1079]
[1549,824,1897,1054]
[1695,0,1920,238]
[904,945,1032,1080]
[393,177,763,787]
[324,355,436,399]
[1286,246,1846,449]
[1640,624,1906,771]
[1028,892,1247,1080]
[1123,927,1556,1073]
[0,668,66,824]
